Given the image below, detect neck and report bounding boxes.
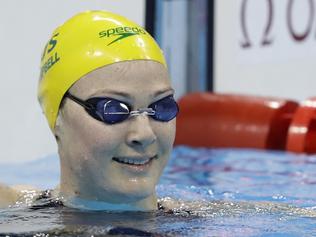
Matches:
[59,191,158,211]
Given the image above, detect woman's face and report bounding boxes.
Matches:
[55,60,176,204]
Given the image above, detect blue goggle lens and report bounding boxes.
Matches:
[150,96,179,122]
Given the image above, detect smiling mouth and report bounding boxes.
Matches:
[112,156,157,166]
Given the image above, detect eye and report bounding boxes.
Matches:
[98,98,131,124]
[103,100,129,115]
[84,97,131,123]
[149,96,179,121]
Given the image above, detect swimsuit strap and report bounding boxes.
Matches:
[157,201,165,211]
[30,190,64,210]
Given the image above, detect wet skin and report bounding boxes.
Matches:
[54,60,176,210]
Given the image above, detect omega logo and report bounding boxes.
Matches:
[240,0,315,48]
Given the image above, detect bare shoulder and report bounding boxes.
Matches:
[0,183,20,208]
[0,183,40,208]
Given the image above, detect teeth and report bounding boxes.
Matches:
[113,157,152,165]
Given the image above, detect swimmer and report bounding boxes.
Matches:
[1,11,316,219]
[0,10,178,211]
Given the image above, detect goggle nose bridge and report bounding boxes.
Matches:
[103,107,156,116]
[130,108,156,116]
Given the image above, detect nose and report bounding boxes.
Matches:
[126,115,157,148]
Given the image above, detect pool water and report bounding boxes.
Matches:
[1,146,316,236]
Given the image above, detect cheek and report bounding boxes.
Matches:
[59,107,126,164]
[155,119,176,157]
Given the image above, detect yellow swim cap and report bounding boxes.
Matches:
[38,10,166,131]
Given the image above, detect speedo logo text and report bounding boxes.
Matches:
[99,26,146,46]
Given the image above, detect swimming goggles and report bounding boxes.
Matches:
[65,92,179,124]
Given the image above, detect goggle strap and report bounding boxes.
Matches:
[66,92,95,111]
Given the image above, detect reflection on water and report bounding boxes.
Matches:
[1,146,316,236]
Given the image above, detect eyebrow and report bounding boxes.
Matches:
[153,88,175,97]
[90,88,175,99]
